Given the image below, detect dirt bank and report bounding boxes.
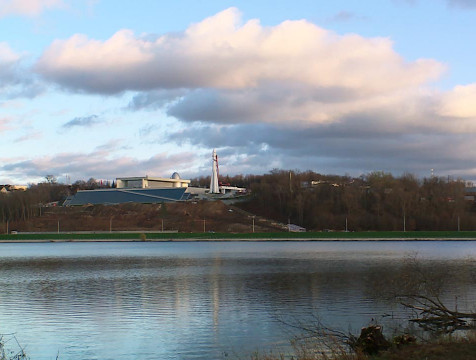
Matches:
[4,201,285,234]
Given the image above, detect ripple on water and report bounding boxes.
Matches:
[0,241,475,360]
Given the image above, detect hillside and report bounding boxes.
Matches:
[5,201,285,234]
[3,170,476,233]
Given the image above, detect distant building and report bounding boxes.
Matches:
[64,172,191,206]
[116,173,190,189]
[465,187,476,202]
[64,149,250,205]
[64,187,190,206]
[288,224,306,232]
[216,185,247,196]
[0,184,27,193]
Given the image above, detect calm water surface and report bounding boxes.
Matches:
[0,241,475,360]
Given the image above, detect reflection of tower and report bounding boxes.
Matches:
[210,149,220,194]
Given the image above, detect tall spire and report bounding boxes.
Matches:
[210,149,219,194]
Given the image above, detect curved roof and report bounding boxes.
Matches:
[65,187,189,205]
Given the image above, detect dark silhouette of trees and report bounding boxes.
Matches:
[233,170,475,231]
[2,170,475,232]
[0,182,70,225]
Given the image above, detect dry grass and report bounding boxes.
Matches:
[246,331,476,360]
[372,331,476,360]
[8,201,283,233]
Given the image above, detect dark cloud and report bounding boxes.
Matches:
[167,122,476,179]
[447,0,476,8]
[62,115,100,129]
[167,89,266,124]
[127,89,188,111]
[0,43,45,99]
[165,83,362,125]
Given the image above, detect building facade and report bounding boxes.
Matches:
[116,173,190,189]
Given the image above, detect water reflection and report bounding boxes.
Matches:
[0,241,475,359]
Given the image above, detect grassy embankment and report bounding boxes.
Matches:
[1,230,476,241]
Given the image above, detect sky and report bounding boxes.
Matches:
[1,0,476,184]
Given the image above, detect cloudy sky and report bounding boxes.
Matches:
[1,0,476,184]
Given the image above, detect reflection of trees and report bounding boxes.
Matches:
[4,251,476,359]
[366,256,476,334]
[1,256,373,328]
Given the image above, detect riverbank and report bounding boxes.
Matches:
[373,340,476,360]
[1,231,476,242]
[253,336,476,360]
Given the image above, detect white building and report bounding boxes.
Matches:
[116,173,190,189]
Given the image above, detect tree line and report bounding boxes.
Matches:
[230,170,476,231]
[2,170,476,231]
[0,177,112,224]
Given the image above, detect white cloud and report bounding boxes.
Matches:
[14,130,42,143]
[0,0,64,17]
[0,117,13,132]
[0,42,21,63]
[439,83,476,118]
[36,7,444,97]
[1,150,198,183]
[29,8,476,179]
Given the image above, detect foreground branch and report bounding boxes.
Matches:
[399,294,476,333]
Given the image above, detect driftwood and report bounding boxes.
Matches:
[399,294,476,333]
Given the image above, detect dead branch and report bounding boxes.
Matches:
[398,293,476,333]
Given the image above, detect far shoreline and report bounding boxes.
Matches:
[1,230,476,243]
[1,237,476,243]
